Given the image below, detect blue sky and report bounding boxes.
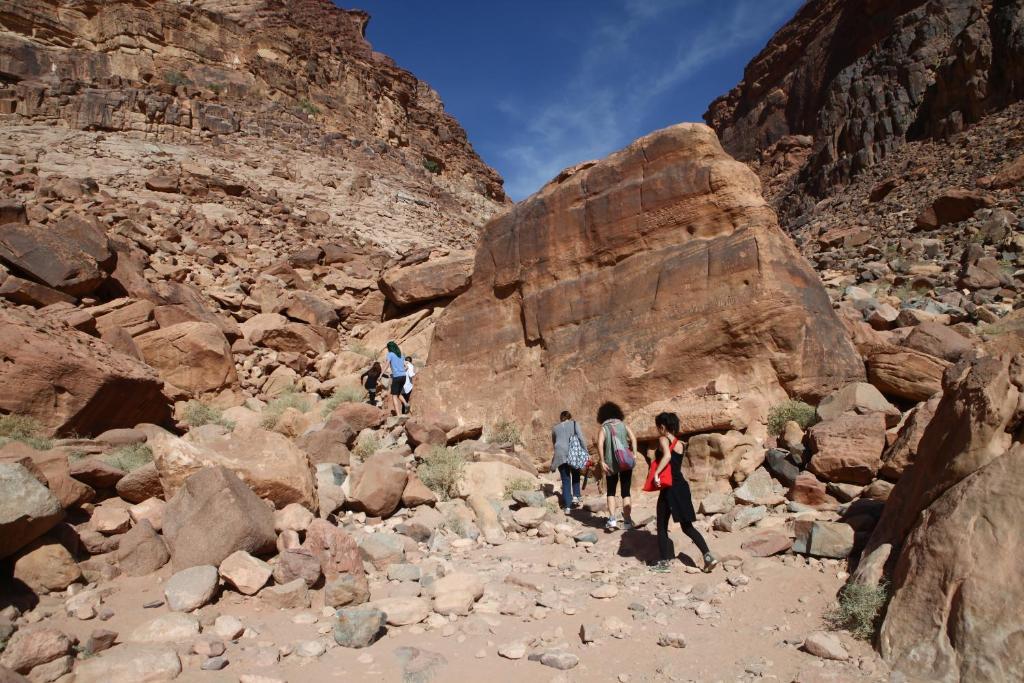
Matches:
[343,1,804,200]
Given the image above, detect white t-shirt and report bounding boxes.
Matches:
[403,361,417,393]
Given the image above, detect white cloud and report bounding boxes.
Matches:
[495,0,803,200]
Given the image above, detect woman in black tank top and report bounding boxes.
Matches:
[649,411,718,573]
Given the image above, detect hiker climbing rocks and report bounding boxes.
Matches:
[385,341,408,417]
[551,410,588,514]
[596,401,637,531]
[402,355,416,414]
[648,411,718,573]
[360,361,382,406]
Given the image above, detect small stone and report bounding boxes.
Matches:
[295,640,326,658]
[498,641,526,659]
[212,615,244,640]
[83,628,118,656]
[164,565,219,612]
[727,574,750,587]
[802,631,849,661]
[590,584,619,599]
[193,638,225,657]
[129,613,199,643]
[202,656,229,670]
[539,651,579,670]
[658,632,687,648]
[333,607,386,648]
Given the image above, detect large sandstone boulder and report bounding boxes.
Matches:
[867,349,949,402]
[0,308,171,435]
[346,457,408,518]
[379,251,474,306]
[682,431,765,502]
[0,443,93,509]
[161,466,276,571]
[151,429,316,510]
[0,463,63,558]
[0,214,114,296]
[135,322,237,395]
[807,413,887,485]
[853,355,1023,681]
[419,124,862,452]
[455,461,538,500]
[239,313,329,354]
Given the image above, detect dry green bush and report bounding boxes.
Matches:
[826,581,890,640]
[418,446,466,501]
[104,443,154,472]
[352,433,382,461]
[767,400,818,436]
[502,478,533,499]
[321,386,365,416]
[486,418,521,446]
[182,401,234,430]
[260,390,310,430]
[0,414,52,450]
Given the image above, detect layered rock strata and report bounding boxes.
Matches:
[421,124,864,453]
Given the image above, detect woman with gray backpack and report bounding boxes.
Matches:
[596,401,638,531]
[551,410,589,514]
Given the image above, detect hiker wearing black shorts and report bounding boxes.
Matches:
[596,401,637,531]
[649,411,718,573]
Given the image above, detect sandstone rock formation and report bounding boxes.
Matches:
[421,124,863,452]
[852,353,1023,681]
[0,308,171,435]
[706,0,1024,214]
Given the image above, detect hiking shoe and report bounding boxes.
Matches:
[571,497,581,508]
[604,518,618,532]
[650,560,671,573]
[563,507,572,515]
[621,519,634,531]
[703,552,719,573]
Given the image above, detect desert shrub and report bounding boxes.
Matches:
[321,386,365,416]
[503,478,533,499]
[0,414,53,450]
[349,342,375,358]
[182,401,234,430]
[260,390,311,430]
[104,443,154,473]
[298,98,320,115]
[164,70,192,87]
[486,418,521,446]
[352,433,382,461]
[826,581,890,641]
[441,513,466,537]
[767,400,818,436]
[417,446,466,501]
[422,158,441,174]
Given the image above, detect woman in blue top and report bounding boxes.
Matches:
[385,341,408,416]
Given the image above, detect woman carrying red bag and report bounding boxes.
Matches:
[649,411,718,574]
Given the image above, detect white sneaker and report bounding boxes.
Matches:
[563,507,572,515]
[604,518,618,531]
[571,497,581,508]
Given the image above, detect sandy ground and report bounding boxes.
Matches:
[24,480,888,683]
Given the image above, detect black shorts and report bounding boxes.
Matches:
[390,376,406,396]
[605,469,633,497]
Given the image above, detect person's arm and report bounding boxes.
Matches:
[596,427,606,474]
[651,436,671,486]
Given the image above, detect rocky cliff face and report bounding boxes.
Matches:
[421,124,864,455]
[0,0,508,434]
[706,0,1024,217]
[0,0,506,235]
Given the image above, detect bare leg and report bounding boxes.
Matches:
[391,394,401,416]
[606,495,617,522]
[622,497,632,524]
